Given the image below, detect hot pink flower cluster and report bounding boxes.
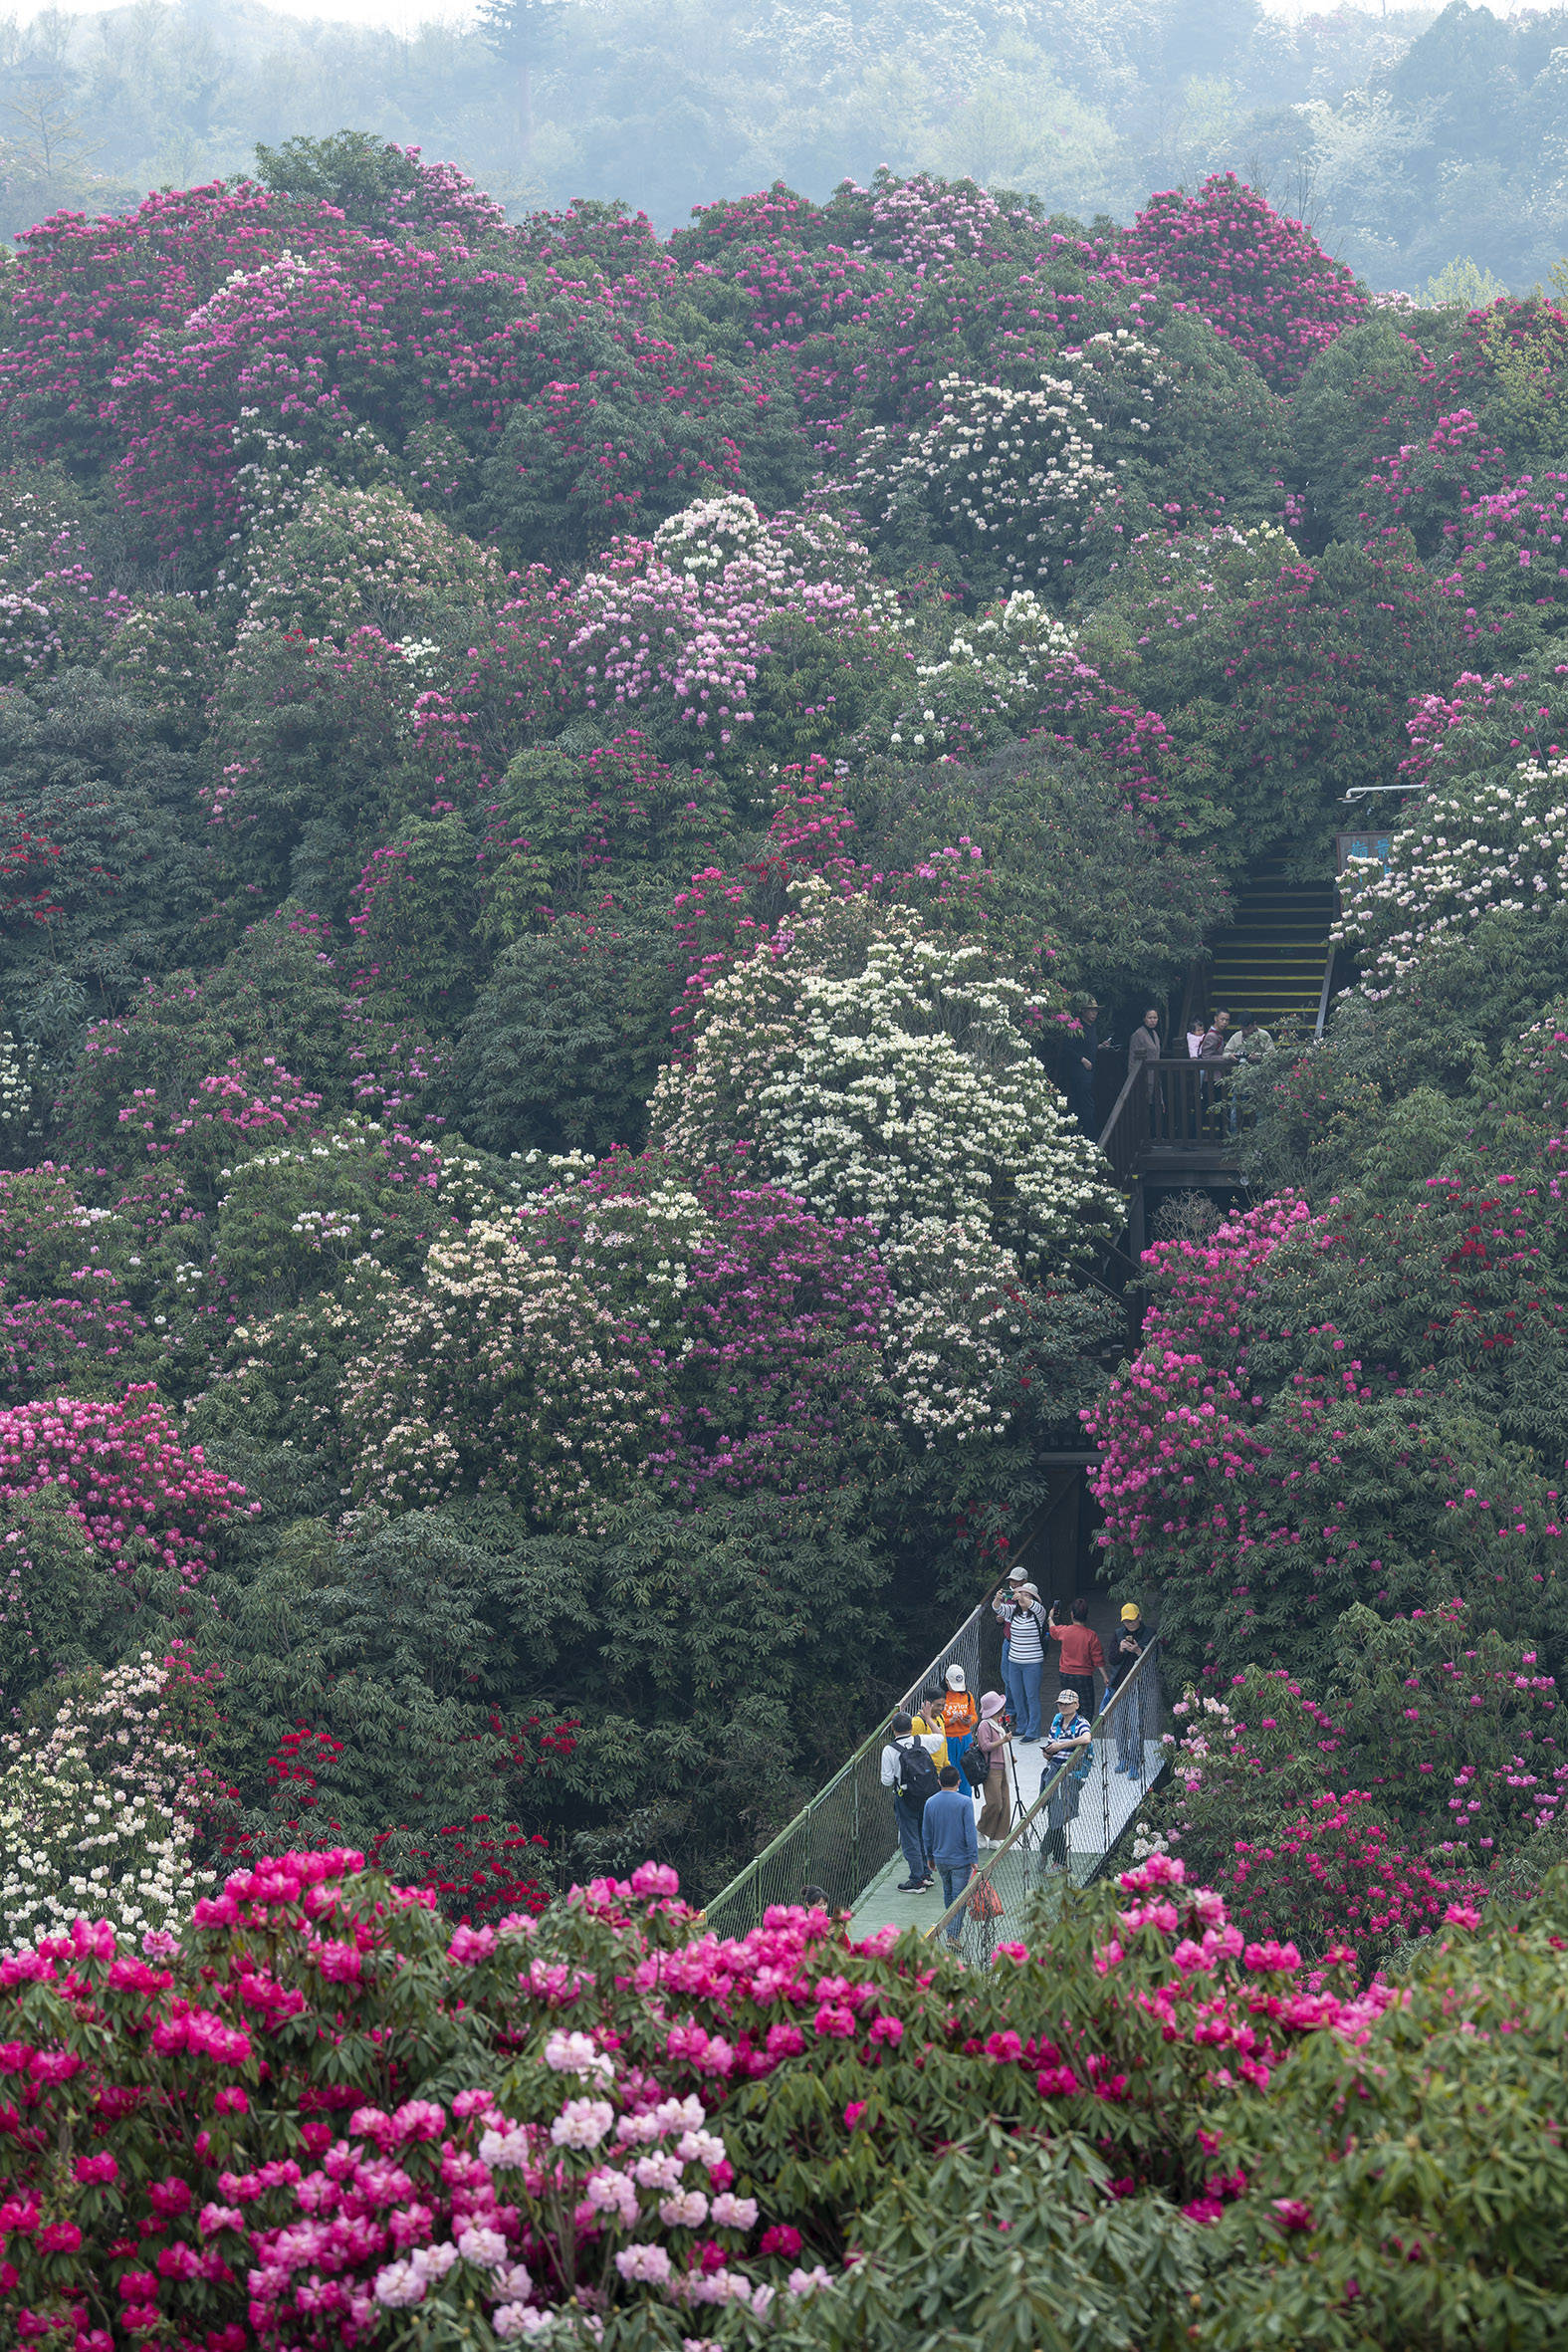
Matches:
[1082,1194,1318,1561]
[0,1384,254,1580]
[1120,174,1368,391]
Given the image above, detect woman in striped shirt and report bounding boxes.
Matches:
[992,1578,1046,1740]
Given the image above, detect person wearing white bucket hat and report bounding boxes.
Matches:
[1040,1686,1093,1872]
[938,1662,979,1789]
[992,1572,1045,1740]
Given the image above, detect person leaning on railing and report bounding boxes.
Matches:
[1039,1689,1094,1875]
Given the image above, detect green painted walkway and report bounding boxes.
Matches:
[848,1734,1163,1940]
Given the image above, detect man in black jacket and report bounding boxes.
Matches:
[1066,998,1100,1134]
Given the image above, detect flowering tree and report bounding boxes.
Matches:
[1120,174,1369,392]
[653,877,1116,1264]
[1336,753,1568,1002]
[336,1154,898,1525]
[1084,1190,1568,1685]
[0,1647,225,1948]
[0,1387,253,1583]
[1139,1609,1563,1971]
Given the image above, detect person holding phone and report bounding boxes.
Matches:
[1047,1596,1105,1721]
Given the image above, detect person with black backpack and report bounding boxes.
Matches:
[880,1711,939,1892]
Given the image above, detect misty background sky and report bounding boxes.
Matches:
[0,0,1566,292]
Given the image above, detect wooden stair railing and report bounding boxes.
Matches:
[1097,1065,1145,1183]
[1097,1058,1242,1177]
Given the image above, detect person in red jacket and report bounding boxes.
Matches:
[1047,1597,1105,1721]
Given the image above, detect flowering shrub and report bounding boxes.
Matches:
[335,1155,896,1524]
[1356,407,1511,563]
[884,587,1082,758]
[1335,753,1568,997]
[563,497,908,767]
[0,474,126,685]
[1142,1609,1564,1970]
[0,1387,253,1583]
[1120,175,1368,392]
[654,877,1116,1265]
[0,1648,224,1947]
[0,1842,1458,2350]
[855,362,1121,597]
[1083,1188,1568,1683]
[1196,1876,1568,2350]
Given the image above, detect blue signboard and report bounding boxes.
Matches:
[1336,831,1393,874]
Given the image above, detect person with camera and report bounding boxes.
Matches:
[992,1570,1046,1740]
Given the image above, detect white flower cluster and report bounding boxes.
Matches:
[1335,757,1568,995]
[889,588,1079,752]
[856,335,1171,592]
[0,1028,31,1128]
[336,1181,711,1529]
[0,1652,214,1950]
[652,877,1118,1269]
[878,1217,1027,1443]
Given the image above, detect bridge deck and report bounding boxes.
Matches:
[847,1732,1164,1941]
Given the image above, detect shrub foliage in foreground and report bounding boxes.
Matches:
[3,1847,1566,2349]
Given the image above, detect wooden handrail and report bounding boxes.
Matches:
[1097,1057,1244,1181]
[1096,1066,1144,1184]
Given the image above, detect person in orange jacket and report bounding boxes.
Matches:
[938,1662,979,1789]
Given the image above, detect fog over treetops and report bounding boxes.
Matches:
[1,0,1563,291]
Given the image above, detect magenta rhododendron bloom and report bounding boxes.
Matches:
[1120,174,1368,390]
[0,1386,252,1580]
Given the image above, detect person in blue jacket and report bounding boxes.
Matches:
[921,1764,979,1947]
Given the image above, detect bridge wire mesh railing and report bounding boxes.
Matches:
[703,1602,1004,1939]
[928,1639,1166,1965]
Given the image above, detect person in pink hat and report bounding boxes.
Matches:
[974,1690,1011,1845]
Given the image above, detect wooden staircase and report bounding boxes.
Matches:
[1201,865,1335,1038]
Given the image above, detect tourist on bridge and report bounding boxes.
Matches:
[992,1569,1046,1739]
[1198,1010,1232,1058]
[911,1689,949,1772]
[1047,1595,1105,1721]
[1040,1689,1094,1873]
[881,1711,938,1893]
[938,1664,980,1785]
[975,1691,1011,1846]
[921,1764,979,1945]
[1107,1604,1148,1778]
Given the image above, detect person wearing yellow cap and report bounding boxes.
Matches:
[1108,1604,1146,1780]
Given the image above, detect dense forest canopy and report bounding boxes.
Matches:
[0,52,1567,2345]
[5,0,1568,289]
[0,121,1564,1941]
